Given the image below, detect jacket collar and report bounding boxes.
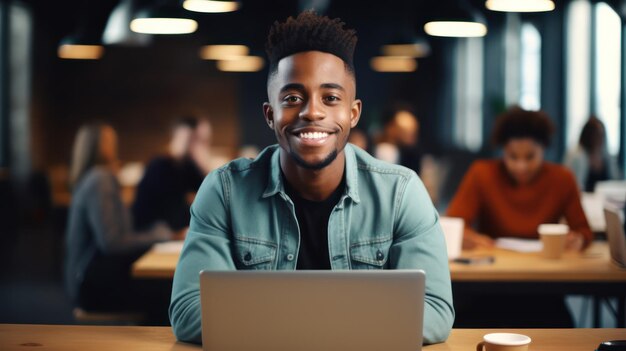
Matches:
[262,144,360,204]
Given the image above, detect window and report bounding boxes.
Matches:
[519,23,541,110]
[566,0,622,157]
[594,2,621,156]
[565,0,592,153]
[454,37,484,151]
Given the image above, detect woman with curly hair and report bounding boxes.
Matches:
[447,106,592,251]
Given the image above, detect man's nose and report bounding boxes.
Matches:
[299,98,325,121]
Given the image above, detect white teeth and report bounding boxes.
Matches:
[299,132,329,140]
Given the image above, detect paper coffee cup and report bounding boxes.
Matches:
[476,333,531,351]
[538,224,569,259]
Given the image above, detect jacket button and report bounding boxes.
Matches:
[244,252,252,262]
[376,250,384,261]
[286,254,295,261]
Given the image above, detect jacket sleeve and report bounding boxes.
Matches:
[86,169,171,254]
[169,169,235,343]
[389,173,454,344]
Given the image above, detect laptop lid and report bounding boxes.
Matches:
[200,270,425,351]
[604,207,626,268]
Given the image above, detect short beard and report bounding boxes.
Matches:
[289,149,338,170]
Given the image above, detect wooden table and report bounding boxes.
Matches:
[450,242,626,282]
[1,324,624,351]
[133,241,626,282]
[132,241,626,327]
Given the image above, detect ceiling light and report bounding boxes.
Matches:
[485,0,555,12]
[183,0,240,13]
[130,3,198,35]
[370,56,417,72]
[130,18,197,34]
[424,2,488,38]
[217,56,265,72]
[381,43,430,58]
[58,44,104,60]
[424,21,487,37]
[57,35,104,59]
[199,45,249,60]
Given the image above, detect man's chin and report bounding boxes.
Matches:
[289,149,338,170]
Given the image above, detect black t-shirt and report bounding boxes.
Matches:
[284,176,345,270]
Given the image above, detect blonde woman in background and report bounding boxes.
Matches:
[64,123,183,317]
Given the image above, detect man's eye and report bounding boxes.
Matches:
[284,96,301,103]
[325,96,339,102]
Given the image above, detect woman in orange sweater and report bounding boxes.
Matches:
[447,106,593,328]
[447,107,593,251]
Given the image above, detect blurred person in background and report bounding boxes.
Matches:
[132,117,211,232]
[447,106,593,328]
[447,106,592,251]
[347,128,370,152]
[564,116,620,192]
[374,103,422,174]
[64,123,182,315]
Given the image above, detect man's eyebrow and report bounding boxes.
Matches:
[279,83,305,94]
[278,82,346,94]
[321,83,345,91]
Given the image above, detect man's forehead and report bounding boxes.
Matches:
[270,51,355,89]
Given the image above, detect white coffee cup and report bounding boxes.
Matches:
[476,333,532,351]
[538,224,569,259]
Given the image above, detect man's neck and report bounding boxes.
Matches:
[280,151,346,202]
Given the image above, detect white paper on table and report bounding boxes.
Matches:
[153,241,184,253]
[581,192,606,232]
[495,237,542,253]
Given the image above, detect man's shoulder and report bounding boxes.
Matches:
[147,155,174,167]
[143,155,178,175]
[213,145,278,175]
[351,144,415,181]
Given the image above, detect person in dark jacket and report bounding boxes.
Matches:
[132,117,211,231]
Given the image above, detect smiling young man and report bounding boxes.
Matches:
[169,11,454,344]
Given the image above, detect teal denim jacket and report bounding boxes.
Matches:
[169,144,454,344]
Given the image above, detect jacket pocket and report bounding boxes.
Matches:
[234,235,277,270]
[349,235,393,269]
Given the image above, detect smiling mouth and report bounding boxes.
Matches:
[298,131,330,140]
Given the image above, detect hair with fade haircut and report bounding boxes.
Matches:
[265,10,358,78]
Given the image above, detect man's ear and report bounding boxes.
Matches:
[350,99,362,128]
[263,102,274,130]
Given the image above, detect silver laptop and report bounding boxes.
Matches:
[200,270,425,351]
[604,207,626,267]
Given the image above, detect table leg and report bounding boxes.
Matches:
[593,296,602,327]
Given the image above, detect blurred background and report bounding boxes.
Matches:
[0,0,624,325]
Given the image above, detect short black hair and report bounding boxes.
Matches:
[265,10,357,78]
[172,116,198,130]
[492,106,554,147]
